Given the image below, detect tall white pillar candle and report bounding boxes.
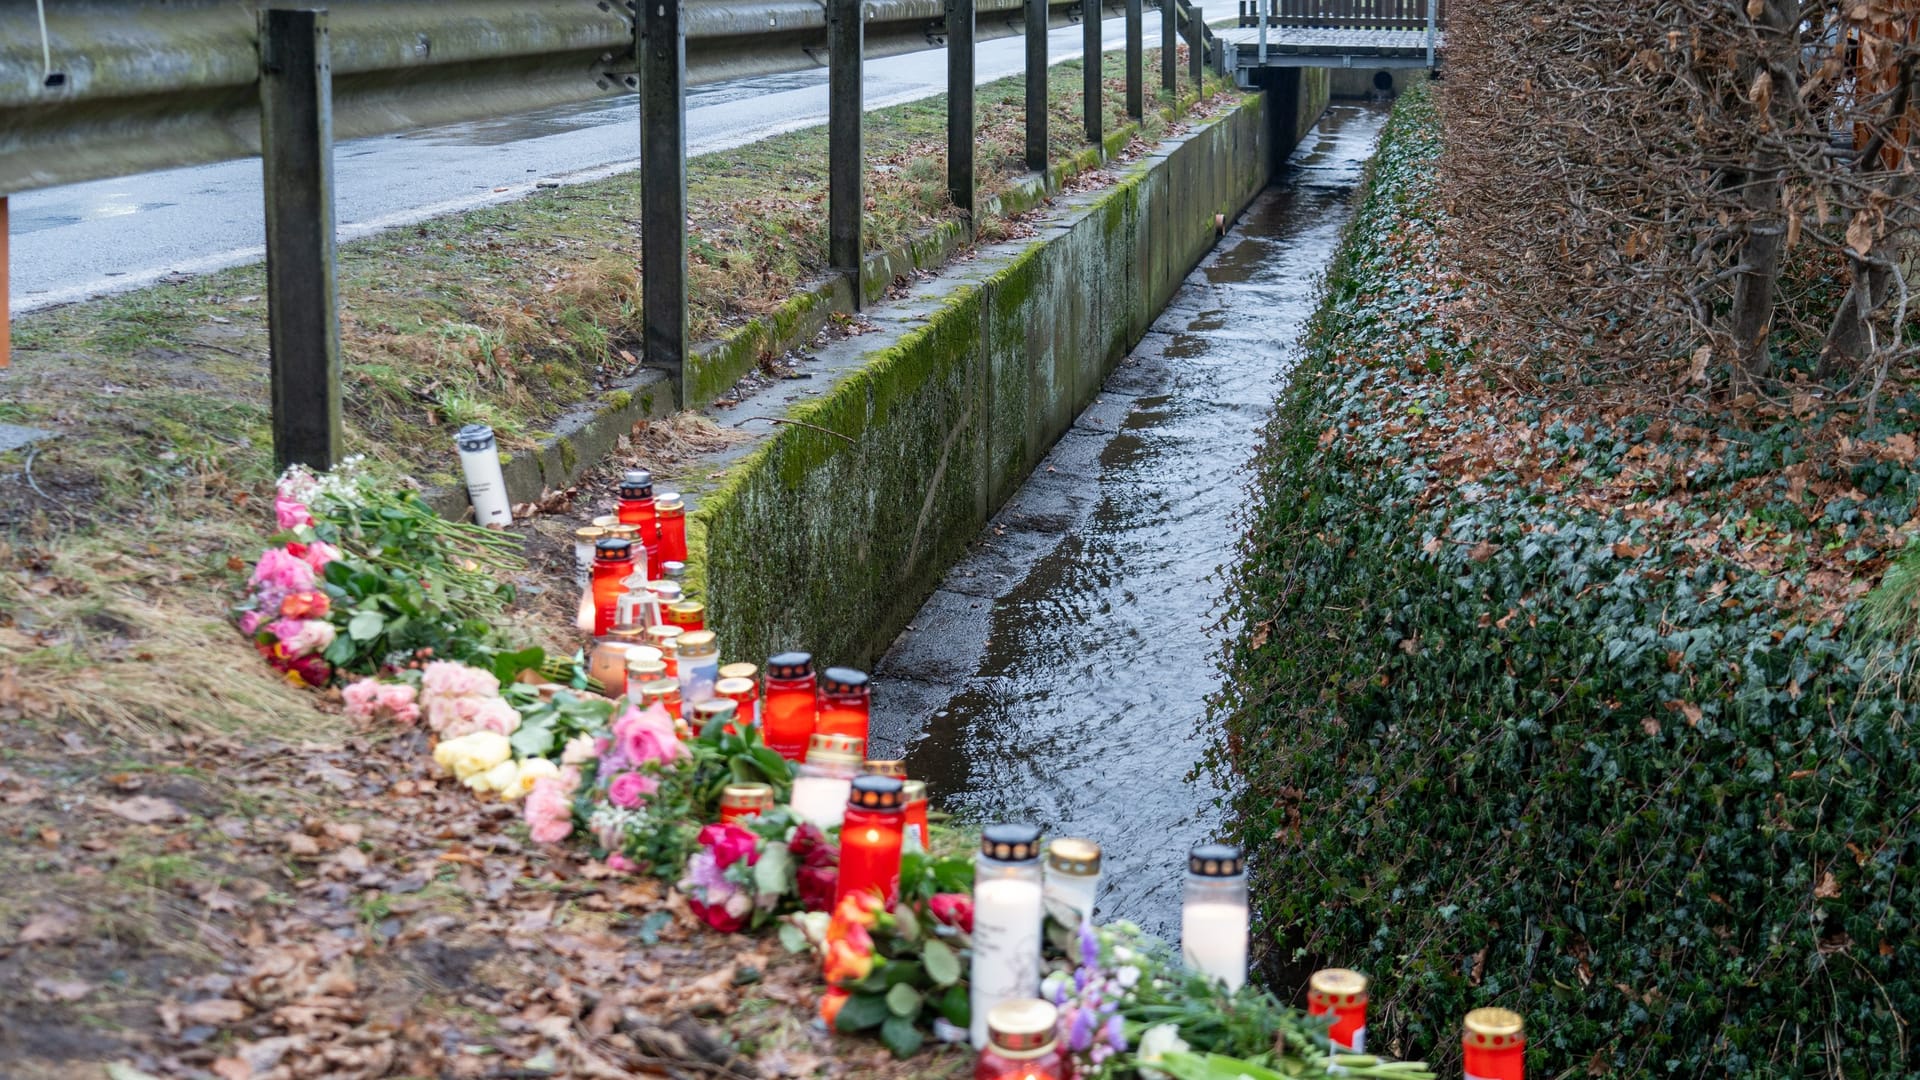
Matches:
[970,824,1046,1048]
[1181,843,1250,993]
[454,424,513,527]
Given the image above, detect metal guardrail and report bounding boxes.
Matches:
[0,0,1098,196]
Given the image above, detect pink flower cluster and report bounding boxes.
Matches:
[418,661,519,738]
[585,702,685,812]
[524,765,582,844]
[342,677,421,724]
[679,823,761,933]
[238,483,343,688]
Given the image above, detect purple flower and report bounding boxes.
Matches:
[1069,1006,1096,1052]
[1079,920,1101,968]
[1103,1014,1127,1051]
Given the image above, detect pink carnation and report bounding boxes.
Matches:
[238,610,266,637]
[607,770,659,809]
[524,767,580,844]
[299,540,340,571]
[275,494,315,530]
[343,678,382,719]
[376,683,420,723]
[611,703,685,767]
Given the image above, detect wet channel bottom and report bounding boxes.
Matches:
[870,103,1389,937]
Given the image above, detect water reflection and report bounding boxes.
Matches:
[872,103,1390,937]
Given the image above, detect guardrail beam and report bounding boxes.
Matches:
[259,7,342,472]
[641,0,689,395]
[947,0,976,223]
[829,0,864,304]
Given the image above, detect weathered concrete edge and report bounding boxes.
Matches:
[689,87,1307,670]
[424,89,1217,520]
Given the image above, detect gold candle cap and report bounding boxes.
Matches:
[676,629,718,657]
[721,782,775,810]
[604,523,641,541]
[637,678,681,704]
[592,514,620,529]
[902,779,927,802]
[1462,1008,1525,1047]
[805,732,866,765]
[1047,837,1102,877]
[669,599,705,619]
[714,676,756,698]
[623,645,664,667]
[574,525,608,542]
[719,662,757,682]
[986,999,1059,1058]
[861,759,908,778]
[626,658,667,682]
[607,623,646,642]
[688,699,737,727]
[643,625,683,650]
[1309,968,1369,1005]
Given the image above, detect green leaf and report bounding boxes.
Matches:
[491,646,545,685]
[834,992,891,1033]
[347,610,385,642]
[777,921,809,954]
[322,633,355,665]
[753,841,793,899]
[634,910,672,945]
[878,1015,925,1058]
[921,938,962,987]
[884,982,923,1019]
[936,984,969,1028]
[509,716,556,759]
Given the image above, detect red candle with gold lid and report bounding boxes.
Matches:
[715,677,758,728]
[763,652,818,761]
[974,999,1064,1080]
[666,599,706,634]
[816,667,871,743]
[1462,1008,1524,1080]
[589,539,635,637]
[1307,968,1368,1053]
[654,492,689,577]
[836,776,905,906]
[719,782,774,824]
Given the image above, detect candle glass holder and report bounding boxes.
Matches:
[836,776,905,906]
[719,782,774,825]
[675,629,720,703]
[1462,1008,1525,1080]
[970,824,1045,1048]
[667,600,706,633]
[816,667,871,742]
[763,652,818,761]
[636,678,682,721]
[589,539,636,637]
[715,677,759,730]
[1308,968,1369,1053]
[1181,843,1248,992]
[974,999,1064,1080]
[643,624,683,678]
[902,779,930,853]
[571,525,607,588]
[1043,838,1101,928]
[687,697,737,737]
[655,492,689,571]
[617,468,656,530]
[789,732,863,829]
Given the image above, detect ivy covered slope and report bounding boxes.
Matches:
[1214,85,1917,1076]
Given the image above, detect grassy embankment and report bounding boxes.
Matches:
[0,49,1227,1079]
[1214,84,1917,1077]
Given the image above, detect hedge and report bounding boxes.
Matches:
[1212,84,1917,1077]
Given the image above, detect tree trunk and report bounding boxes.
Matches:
[1728,1,1802,390]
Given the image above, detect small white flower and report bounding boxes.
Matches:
[1116,965,1142,989]
[1137,1023,1190,1079]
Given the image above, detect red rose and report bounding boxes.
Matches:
[696,822,760,870]
[928,893,973,934]
[689,896,749,933]
[790,823,840,869]
[797,863,838,912]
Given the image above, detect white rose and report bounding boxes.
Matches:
[468,758,520,797]
[433,730,513,780]
[508,757,559,800]
[1137,1023,1190,1079]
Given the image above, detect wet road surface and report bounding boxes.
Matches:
[9,12,1161,314]
[870,103,1388,936]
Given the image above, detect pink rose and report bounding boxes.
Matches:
[266,617,304,644]
[251,547,317,595]
[697,823,760,870]
[798,864,838,912]
[561,733,600,766]
[237,610,266,637]
[929,893,973,934]
[606,853,639,873]
[470,697,521,736]
[375,683,420,724]
[607,770,659,809]
[275,494,315,530]
[343,677,381,719]
[612,703,684,767]
[421,661,499,701]
[282,619,335,657]
[524,781,575,844]
[299,540,340,571]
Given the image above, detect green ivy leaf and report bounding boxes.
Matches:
[921,939,962,987]
[884,983,922,1019]
[878,1014,924,1058]
[834,992,890,1033]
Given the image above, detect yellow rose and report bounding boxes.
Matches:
[508,757,559,801]
[469,758,520,798]
[433,731,512,780]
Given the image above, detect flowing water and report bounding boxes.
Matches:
[869,102,1389,937]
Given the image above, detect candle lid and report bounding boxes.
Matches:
[1309,968,1368,1004]
[662,560,688,579]
[721,782,774,809]
[637,678,680,703]
[847,775,904,811]
[593,538,633,561]
[573,525,608,542]
[676,629,718,656]
[622,645,664,668]
[986,999,1059,1058]
[902,779,927,802]
[1463,1007,1524,1043]
[643,625,683,649]
[688,698,737,726]
[1188,843,1244,877]
[714,676,757,698]
[454,423,496,451]
[607,623,646,642]
[822,667,869,694]
[719,662,757,682]
[647,580,684,600]
[592,514,620,528]
[619,469,653,497]
[767,652,814,680]
[655,492,685,513]
[604,523,641,541]
[1047,837,1101,877]
[669,600,706,621]
[806,732,866,765]
[861,759,906,778]
[981,823,1042,863]
[626,658,668,682]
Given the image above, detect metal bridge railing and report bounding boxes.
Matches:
[1236,0,1444,31]
[0,0,1232,469]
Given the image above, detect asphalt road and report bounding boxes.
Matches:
[9,12,1164,314]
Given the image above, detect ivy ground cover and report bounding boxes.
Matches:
[1213,84,1918,1077]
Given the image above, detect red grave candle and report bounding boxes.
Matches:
[816,667,871,743]
[974,999,1064,1080]
[1307,968,1368,1053]
[763,652,818,761]
[1462,1008,1525,1080]
[617,469,656,531]
[654,492,688,578]
[835,776,905,907]
[589,539,635,637]
[902,779,930,851]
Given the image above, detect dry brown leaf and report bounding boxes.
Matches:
[34,976,96,1001]
[1814,871,1840,899]
[1468,540,1500,562]
[102,795,185,824]
[17,907,81,944]
[180,997,251,1025]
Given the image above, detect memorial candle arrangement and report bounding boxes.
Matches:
[763,652,818,761]
[1307,968,1369,1053]
[1462,1008,1524,1080]
[1181,843,1248,992]
[970,824,1046,1048]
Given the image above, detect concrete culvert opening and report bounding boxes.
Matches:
[1372,70,1394,92]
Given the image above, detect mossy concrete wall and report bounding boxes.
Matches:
[693,91,1306,668]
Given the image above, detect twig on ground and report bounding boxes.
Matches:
[731,415,856,445]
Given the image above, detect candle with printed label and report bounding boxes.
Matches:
[454,424,513,527]
[1307,968,1368,1053]
[789,733,863,829]
[1043,838,1101,927]
[971,824,1045,1049]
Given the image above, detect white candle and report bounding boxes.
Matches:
[1044,872,1099,926]
[1181,901,1248,991]
[970,876,1044,1047]
[788,775,851,830]
[454,424,513,527]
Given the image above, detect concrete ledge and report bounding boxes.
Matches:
[685,91,1291,669]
